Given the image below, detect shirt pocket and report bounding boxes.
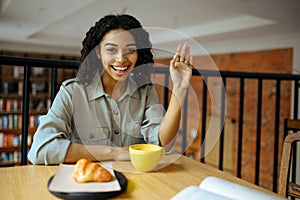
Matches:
[74,126,110,145]
[123,121,145,144]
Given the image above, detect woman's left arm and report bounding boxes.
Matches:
[158,43,192,147]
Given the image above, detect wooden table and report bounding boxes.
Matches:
[0,154,282,200]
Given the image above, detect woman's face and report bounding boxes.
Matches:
[97,28,138,83]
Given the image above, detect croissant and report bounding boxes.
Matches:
[72,158,112,183]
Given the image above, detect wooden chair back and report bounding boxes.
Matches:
[278,119,300,198]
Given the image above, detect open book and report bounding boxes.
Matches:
[171,176,285,200]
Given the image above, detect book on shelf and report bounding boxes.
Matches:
[0,99,20,112]
[171,176,284,200]
[0,132,19,147]
[18,82,23,96]
[0,151,21,163]
[0,114,40,129]
[0,114,24,129]
[6,99,11,112]
[8,114,13,129]
[0,99,2,112]
[0,98,49,113]
[13,66,24,78]
[2,115,8,129]
[32,67,46,77]
[3,81,19,94]
[0,132,33,148]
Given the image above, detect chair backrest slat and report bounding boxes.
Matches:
[278,119,300,198]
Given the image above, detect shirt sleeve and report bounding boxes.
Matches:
[27,80,74,165]
[141,85,166,145]
[141,85,178,152]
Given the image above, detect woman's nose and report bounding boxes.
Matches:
[115,51,127,62]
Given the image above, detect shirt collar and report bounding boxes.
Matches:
[86,73,141,101]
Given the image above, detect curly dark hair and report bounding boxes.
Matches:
[77,14,154,86]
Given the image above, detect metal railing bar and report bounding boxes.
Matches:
[200,76,208,163]
[255,78,263,185]
[1,55,299,81]
[237,78,245,178]
[182,90,189,154]
[219,77,226,170]
[190,68,300,81]
[51,68,58,103]
[291,80,299,187]
[273,79,281,192]
[163,74,169,110]
[20,66,30,165]
[293,80,299,119]
[0,55,79,69]
[1,55,300,81]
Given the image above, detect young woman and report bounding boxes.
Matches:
[28,14,192,165]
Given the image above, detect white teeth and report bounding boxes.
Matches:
[112,66,129,71]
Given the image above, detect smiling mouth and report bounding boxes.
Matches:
[111,65,130,72]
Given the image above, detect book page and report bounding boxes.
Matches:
[171,185,232,200]
[199,177,284,200]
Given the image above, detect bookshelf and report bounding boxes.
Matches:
[0,65,51,165]
[0,61,77,166]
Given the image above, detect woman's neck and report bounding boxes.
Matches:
[101,76,127,100]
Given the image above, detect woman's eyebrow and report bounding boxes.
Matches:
[103,43,136,47]
[126,43,136,47]
[104,43,117,47]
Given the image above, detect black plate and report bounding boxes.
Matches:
[48,171,127,200]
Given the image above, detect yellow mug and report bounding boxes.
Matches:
[129,144,164,172]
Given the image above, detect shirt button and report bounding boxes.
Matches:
[114,130,119,135]
[113,109,119,115]
[89,133,94,139]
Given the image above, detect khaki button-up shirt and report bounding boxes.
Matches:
[27,73,165,164]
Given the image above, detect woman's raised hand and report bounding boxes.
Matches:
[169,43,192,91]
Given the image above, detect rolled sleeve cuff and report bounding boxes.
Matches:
[148,126,160,145]
[28,139,70,165]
